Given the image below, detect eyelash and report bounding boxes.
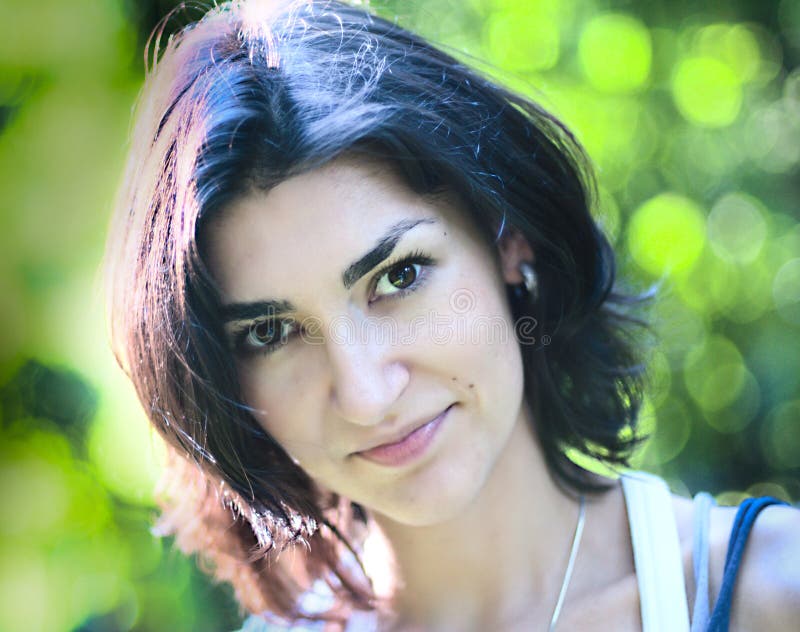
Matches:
[232,250,436,357]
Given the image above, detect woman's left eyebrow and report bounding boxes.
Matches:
[341,217,437,289]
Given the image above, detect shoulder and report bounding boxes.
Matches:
[709,500,800,631]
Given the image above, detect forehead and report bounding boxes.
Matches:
[202,158,475,303]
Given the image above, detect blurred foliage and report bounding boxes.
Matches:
[0,0,798,630]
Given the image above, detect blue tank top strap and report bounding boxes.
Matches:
[706,496,788,632]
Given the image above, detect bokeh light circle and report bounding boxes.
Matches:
[0,452,69,537]
[744,102,800,173]
[652,294,709,364]
[683,335,746,412]
[747,481,791,503]
[693,23,767,84]
[676,249,740,315]
[579,13,652,93]
[627,193,706,276]
[772,258,800,325]
[672,57,742,127]
[485,8,560,72]
[720,259,772,324]
[633,397,692,467]
[707,192,767,263]
[703,367,760,433]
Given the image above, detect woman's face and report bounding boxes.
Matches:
[205,158,529,526]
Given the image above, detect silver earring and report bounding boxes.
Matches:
[519,261,539,302]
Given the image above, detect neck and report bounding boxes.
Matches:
[369,406,586,631]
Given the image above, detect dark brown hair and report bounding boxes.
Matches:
[105,0,644,624]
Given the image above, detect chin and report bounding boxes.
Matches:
[373,496,475,528]
[367,460,495,528]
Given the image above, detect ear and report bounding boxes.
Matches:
[497,228,535,284]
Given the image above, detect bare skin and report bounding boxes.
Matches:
[373,473,800,631]
[556,491,800,632]
[206,157,799,631]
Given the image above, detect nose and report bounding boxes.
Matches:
[326,320,409,427]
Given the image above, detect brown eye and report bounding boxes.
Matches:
[233,318,297,357]
[388,263,417,289]
[374,261,423,297]
[370,251,435,302]
[248,320,278,347]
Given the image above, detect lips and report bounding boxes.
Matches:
[354,404,454,467]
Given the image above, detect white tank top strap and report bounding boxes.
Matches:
[621,471,690,632]
[690,491,715,632]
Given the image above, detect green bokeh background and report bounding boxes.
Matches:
[0,0,798,630]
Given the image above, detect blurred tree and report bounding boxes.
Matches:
[0,0,797,630]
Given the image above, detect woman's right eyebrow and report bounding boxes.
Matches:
[220,299,294,324]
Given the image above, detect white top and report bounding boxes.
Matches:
[621,471,691,631]
[241,471,694,631]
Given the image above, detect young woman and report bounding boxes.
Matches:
[105,1,799,629]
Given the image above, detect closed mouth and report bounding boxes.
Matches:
[354,404,454,467]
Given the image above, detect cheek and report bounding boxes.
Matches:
[457,276,525,401]
[238,359,277,411]
[236,358,324,455]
